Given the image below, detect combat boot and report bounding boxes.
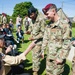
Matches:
[33,71,38,75]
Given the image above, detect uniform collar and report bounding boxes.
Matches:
[35,14,40,22]
[50,18,60,28]
[32,13,40,23]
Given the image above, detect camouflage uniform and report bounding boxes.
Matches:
[41,19,71,75]
[0,15,3,24]
[28,13,46,72]
[23,17,30,32]
[3,16,7,24]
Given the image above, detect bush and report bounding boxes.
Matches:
[72,22,75,27]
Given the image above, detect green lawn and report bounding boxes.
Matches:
[12,26,75,75]
[72,27,75,37]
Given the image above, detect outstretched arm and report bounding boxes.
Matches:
[23,40,36,56]
[3,41,36,66]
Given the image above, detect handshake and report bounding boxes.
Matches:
[25,31,31,34]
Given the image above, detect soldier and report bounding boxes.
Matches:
[2,13,7,24]
[26,6,46,75]
[16,15,22,30]
[41,3,72,75]
[0,14,3,24]
[23,15,30,32]
[0,34,36,75]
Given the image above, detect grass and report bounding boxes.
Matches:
[12,26,75,75]
[72,27,75,37]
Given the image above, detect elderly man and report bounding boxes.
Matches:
[0,34,35,75]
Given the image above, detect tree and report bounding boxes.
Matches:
[12,2,32,18]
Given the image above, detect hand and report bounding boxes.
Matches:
[55,58,62,64]
[25,31,31,34]
[17,29,20,32]
[72,41,75,47]
[28,37,34,41]
[16,40,19,43]
[40,51,44,59]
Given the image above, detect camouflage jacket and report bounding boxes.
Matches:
[0,16,3,24]
[42,18,72,61]
[28,13,46,45]
[3,16,7,24]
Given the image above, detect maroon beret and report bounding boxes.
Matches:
[2,13,6,16]
[42,3,53,14]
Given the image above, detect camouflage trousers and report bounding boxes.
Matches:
[46,57,64,75]
[32,45,41,72]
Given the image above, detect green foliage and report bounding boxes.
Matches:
[72,27,75,37]
[45,19,51,25]
[72,22,75,27]
[6,15,15,24]
[12,2,32,18]
[10,16,16,24]
[5,15,9,23]
[11,1,33,23]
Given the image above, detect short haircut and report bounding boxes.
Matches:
[49,4,57,12]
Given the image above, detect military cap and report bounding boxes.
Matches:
[42,3,53,15]
[0,34,5,39]
[28,6,37,17]
[2,13,6,16]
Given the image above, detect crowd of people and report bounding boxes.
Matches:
[0,3,75,75]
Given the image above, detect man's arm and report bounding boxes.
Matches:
[3,53,26,66]
[41,28,49,58]
[3,41,36,66]
[56,23,72,64]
